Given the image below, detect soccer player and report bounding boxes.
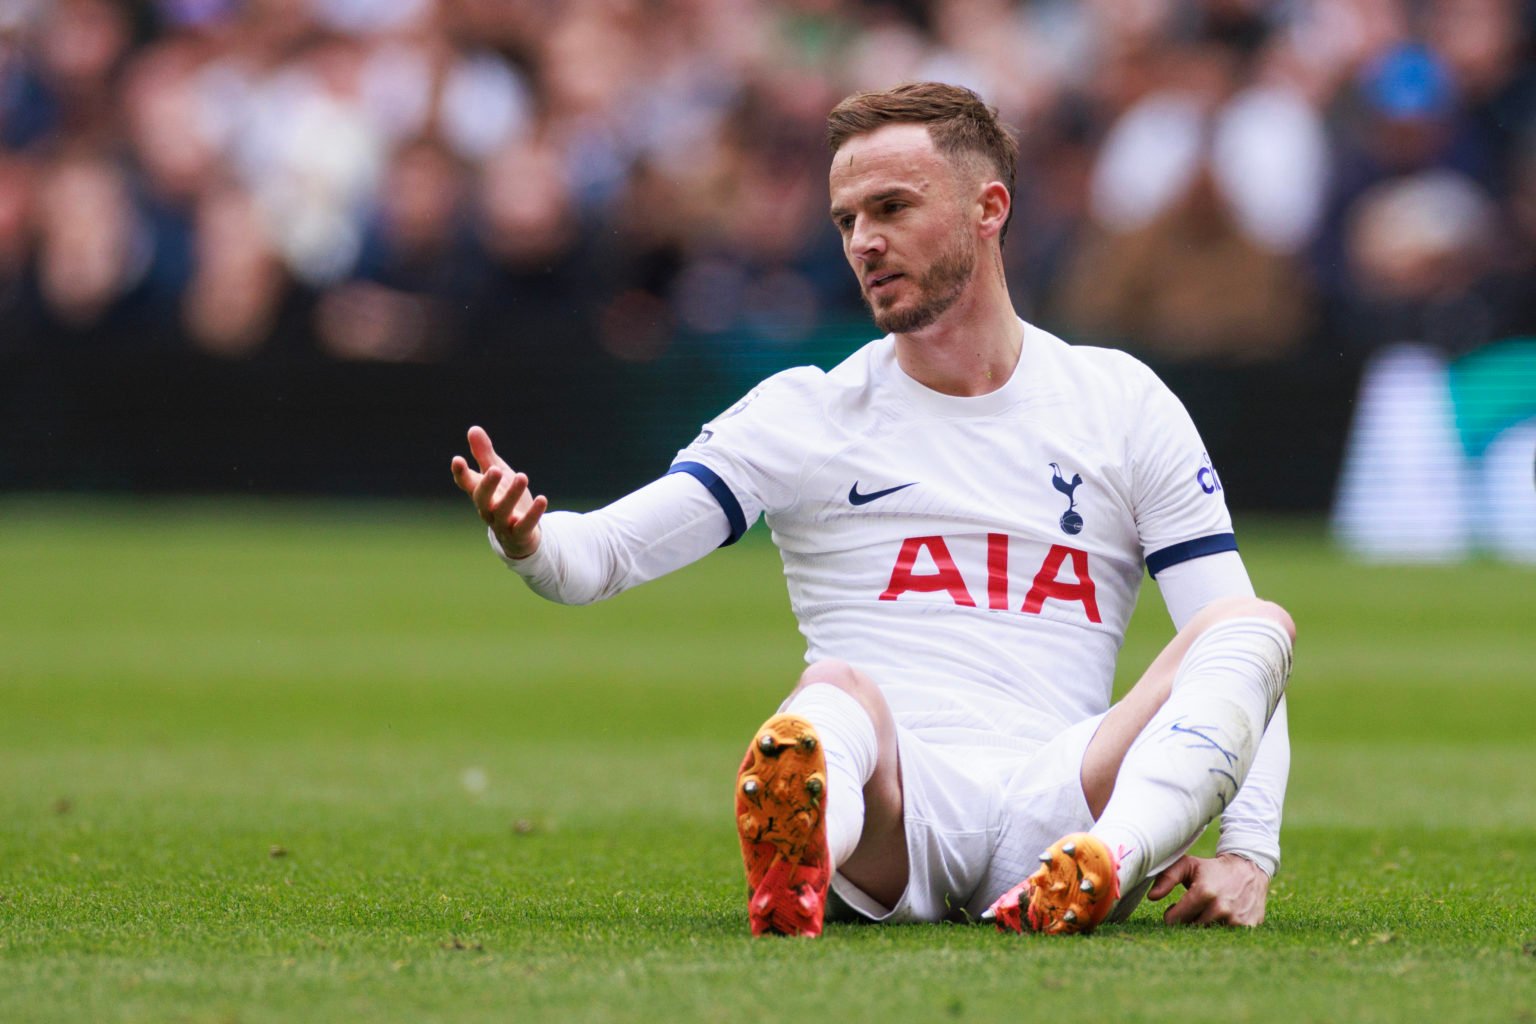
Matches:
[451,83,1294,938]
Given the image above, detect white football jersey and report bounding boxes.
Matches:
[669,320,1237,752]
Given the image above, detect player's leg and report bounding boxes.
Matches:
[1079,596,1295,817]
[736,659,906,936]
[991,596,1294,934]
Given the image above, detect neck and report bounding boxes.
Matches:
[892,261,1020,397]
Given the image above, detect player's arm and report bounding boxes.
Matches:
[1150,550,1289,926]
[451,426,730,605]
[452,369,815,604]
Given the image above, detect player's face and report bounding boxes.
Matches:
[829,124,980,334]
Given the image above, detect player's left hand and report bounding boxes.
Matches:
[1147,853,1269,927]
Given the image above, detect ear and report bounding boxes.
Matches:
[975,180,1011,241]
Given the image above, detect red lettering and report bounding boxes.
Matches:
[986,532,1009,610]
[1022,545,1102,623]
[880,536,976,607]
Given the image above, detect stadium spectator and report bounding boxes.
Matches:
[32,0,132,143]
[464,133,601,362]
[183,183,295,357]
[0,0,1531,523]
[317,135,478,361]
[0,0,1527,363]
[1055,12,1326,362]
[33,147,147,334]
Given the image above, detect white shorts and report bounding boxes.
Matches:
[830,712,1107,924]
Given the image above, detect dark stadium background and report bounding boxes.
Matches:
[0,0,1531,513]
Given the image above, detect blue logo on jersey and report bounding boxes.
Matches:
[1196,452,1223,495]
[1050,462,1084,535]
[849,480,918,506]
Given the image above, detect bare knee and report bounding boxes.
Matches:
[1191,596,1296,645]
[793,659,887,718]
[1258,600,1297,644]
[1245,597,1296,644]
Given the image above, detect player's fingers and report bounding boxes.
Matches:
[451,455,480,495]
[1213,906,1263,928]
[1193,896,1234,927]
[497,472,529,517]
[1148,857,1195,901]
[488,468,522,514]
[1162,885,1213,925]
[487,474,527,532]
[468,426,502,473]
[510,494,547,535]
[473,466,503,520]
[495,495,547,559]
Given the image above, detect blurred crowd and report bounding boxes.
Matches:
[0,0,1533,366]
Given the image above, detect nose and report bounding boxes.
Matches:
[849,217,885,262]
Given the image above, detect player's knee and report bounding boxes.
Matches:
[795,659,889,720]
[1235,598,1296,645]
[798,658,867,696]
[1197,596,1295,645]
[1258,600,1296,645]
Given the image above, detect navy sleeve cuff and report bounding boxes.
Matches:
[667,461,749,546]
[1145,532,1239,578]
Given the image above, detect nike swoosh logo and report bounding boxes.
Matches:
[848,481,918,506]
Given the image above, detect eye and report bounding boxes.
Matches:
[836,215,855,232]
[883,201,907,214]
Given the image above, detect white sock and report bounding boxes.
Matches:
[781,683,879,871]
[1091,617,1292,894]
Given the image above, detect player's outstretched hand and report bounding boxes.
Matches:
[1147,853,1269,927]
[450,426,548,559]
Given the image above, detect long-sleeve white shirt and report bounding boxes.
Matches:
[493,322,1289,874]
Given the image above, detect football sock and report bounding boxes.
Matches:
[1090,616,1293,895]
[781,683,879,871]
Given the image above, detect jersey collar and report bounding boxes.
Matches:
[884,318,1033,418]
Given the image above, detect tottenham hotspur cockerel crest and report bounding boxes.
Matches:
[1050,463,1084,535]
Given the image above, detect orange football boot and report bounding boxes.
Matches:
[987,832,1120,935]
[735,713,830,937]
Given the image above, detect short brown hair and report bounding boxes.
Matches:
[826,82,1018,241]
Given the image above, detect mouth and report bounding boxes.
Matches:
[865,271,903,294]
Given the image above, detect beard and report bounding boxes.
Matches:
[864,227,977,335]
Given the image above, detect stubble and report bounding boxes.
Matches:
[866,224,977,335]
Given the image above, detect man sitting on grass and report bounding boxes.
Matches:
[452,82,1294,937]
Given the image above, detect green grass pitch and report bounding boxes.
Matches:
[1,500,1533,1023]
